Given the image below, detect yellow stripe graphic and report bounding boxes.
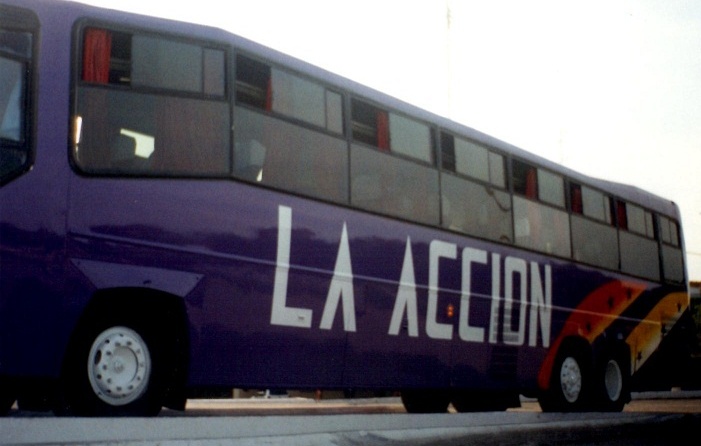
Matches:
[626,292,689,373]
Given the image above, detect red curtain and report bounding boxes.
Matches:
[616,201,628,230]
[82,28,112,84]
[265,78,273,111]
[376,110,389,150]
[571,185,583,214]
[525,168,537,199]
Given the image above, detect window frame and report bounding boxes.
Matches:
[350,96,435,166]
[71,21,231,179]
[439,130,506,190]
[0,4,38,186]
[235,52,345,137]
[569,181,613,225]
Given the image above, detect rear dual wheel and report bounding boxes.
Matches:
[594,356,628,412]
[539,345,629,412]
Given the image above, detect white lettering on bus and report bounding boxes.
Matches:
[388,238,419,337]
[270,205,313,328]
[319,223,356,332]
[427,240,456,340]
[270,205,552,347]
[529,262,552,348]
[460,247,487,343]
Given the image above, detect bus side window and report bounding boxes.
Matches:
[512,160,570,257]
[0,25,34,184]
[512,160,537,200]
[660,215,684,283]
[236,54,343,135]
[618,201,660,280]
[236,55,271,110]
[570,182,619,269]
[75,27,229,177]
[351,98,388,149]
[440,132,512,242]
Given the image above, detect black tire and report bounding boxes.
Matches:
[538,346,592,412]
[57,317,164,416]
[401,389,451,414]
[0,380,15,416]
[592,354,629,412]
[452,390,519,412]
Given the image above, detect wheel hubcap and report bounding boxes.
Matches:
[604,359,623,401]
[88,326,151,406]
[560,356,582,403]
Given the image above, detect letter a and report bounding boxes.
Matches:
[320,223,356,332]
[389,238,419,337]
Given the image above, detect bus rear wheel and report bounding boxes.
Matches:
[400,389,451,413]
[539,346,592,412]
[58,319,163,416]
[593,355,628,412]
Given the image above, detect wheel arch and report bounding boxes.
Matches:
[63,287,190,411]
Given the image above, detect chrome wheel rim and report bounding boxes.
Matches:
[604,359,623,402]
[560,356,582,403]
[87,326,151,406]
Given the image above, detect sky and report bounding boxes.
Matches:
[76,0,701,280]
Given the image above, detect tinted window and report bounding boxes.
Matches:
[0,25,33,184]
[582,186,611,223]
[351,99,433,164]
[571,215,619,269]
[659,215,684,283]
[442,133,505,188]
[76,89,229,176]
[538,169,564,208]
[512,160,537,199]
[236,55,343,134]
[441,174,512,242]
[513,196,571,257]
[389,113,432,163]
[662,245,684,283]
[75,28,229,176]
[660,216,680,247]
[234,107,348,203]
[83,29,225,96]
[620,231,660,280]
[626,203,654,238]
[0,57,22,143]
[133,37,204,93]
[351,144,439,225]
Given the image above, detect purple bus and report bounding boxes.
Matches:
[0,0,693,416]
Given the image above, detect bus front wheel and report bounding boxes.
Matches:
[58,319,163,416]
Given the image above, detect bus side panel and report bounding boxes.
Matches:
[66,178,351,389]
[343,216,454,390]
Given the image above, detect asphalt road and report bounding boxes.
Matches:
[2,392,701,445]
